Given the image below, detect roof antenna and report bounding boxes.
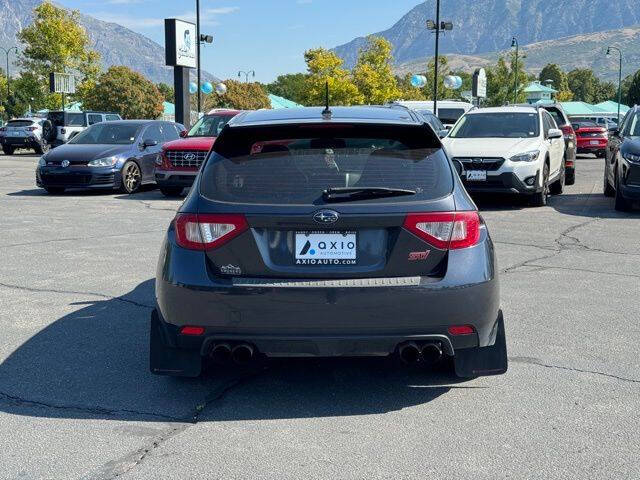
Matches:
[322,81,332,119]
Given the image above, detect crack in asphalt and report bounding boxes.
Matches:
[511,357,640,384]
[92,368,267,480]
[3,229,163,248]
[0,282,154,309]
[138,200,180,213]
[0,390,186,422]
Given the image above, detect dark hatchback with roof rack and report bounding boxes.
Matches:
[150,105,508,379]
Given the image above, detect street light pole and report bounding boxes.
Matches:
[607,46,622,125]
[1,46,18,117]
[237,70,255,83]
[511,37,519,104]
[196,0,201,117]
[433,0,441,115]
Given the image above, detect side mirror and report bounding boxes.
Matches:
[547,128,563,140]
[179,130,188,138]
[452,159,465,177]
[142,139,158,148]
[438,129,449,138]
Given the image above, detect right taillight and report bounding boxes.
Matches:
[403,211,480,250]
[560,124,574,139]
[174,213,248,250]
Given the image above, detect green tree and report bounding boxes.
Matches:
[156,83,174,103]
[567,68,600,102]
[625,70,640,106]
[485,52,528,106]
[5,72,52,118]
[204,80,271,110]
[82,66,163,119]
[593,80,617,103]
[18,1,101,98]
[539,63,572,101]
[302,48,363,106]
[396,73,427,100]
[352,36,401,104]
[266,73,308,105]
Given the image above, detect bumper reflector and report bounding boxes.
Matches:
[448,325,475,336]
[180,326,205,336]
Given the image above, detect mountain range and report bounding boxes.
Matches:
[0,0,218,84]
[333,0,640,80]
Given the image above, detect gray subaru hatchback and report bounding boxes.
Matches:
[151,106,508,378]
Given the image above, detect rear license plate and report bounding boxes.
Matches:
[466,170,487,181]
[295,231,357,265]
[9,131,23,137]
[590,140,600,145]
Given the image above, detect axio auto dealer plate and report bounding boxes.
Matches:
[295,231,357,265]
[466,170,487,181]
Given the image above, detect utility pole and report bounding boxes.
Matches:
[607,46,623,125]
[511,37,519,104]
[1,46,18,120]
[196,0,201,117]
[426,2,452,116]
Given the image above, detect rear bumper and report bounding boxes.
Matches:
[1,135,40,147]
[36,166,121,189]
[463,171,541,195]
[154,229,501,356]
[155,169,198,187]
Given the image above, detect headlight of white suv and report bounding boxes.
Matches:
[87,156,118,167]
[510,150,540,162]
[622,152,640,163]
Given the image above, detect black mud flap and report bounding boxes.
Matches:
[150,309,202,377]
[454,311,508,378]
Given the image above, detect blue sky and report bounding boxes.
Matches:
[55,0,423,83]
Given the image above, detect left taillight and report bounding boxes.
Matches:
[403,211,481,250]
[174,213,248,251]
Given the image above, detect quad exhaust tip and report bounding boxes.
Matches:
[398,341,443,365]
[231,343,255,365]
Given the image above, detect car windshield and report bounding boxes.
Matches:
[188,114,234,137]
[449,112,539,138]
[417,110,445,131]
[68,123,141,145]
[201,124,452,205]
[627,114,640,136]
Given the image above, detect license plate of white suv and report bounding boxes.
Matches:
[295,232,357,265]
[466,170,487,181]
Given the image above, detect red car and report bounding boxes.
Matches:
[155,109,242,196]
[573,121,608,158]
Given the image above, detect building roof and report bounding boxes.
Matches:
[524,82,557,94]
[268,94,303,109]
[558,101,607,116]
[593,100,630,115]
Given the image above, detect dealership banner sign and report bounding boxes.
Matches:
[165,19,197,69]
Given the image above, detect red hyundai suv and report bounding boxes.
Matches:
[155,109,241,196]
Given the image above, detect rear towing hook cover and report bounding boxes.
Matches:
[454,311,508,378]
[150,309,202,377]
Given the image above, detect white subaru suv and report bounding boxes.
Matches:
[442,106,566,206]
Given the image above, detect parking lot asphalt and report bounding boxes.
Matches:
[0,151,638,480]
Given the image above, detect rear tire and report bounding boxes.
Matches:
[44,187,65,194]
[159,186,184,197]
[34,141,50,155]
[530,163,549,207]
[565,168,575,186]
[550,161,565,195]
[603,163,615,197]
[614,173,631,212]
[2,146,15,155]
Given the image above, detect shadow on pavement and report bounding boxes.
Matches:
[7,184,159,198]
[0,279,461,423]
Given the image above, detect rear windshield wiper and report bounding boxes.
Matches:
[322,187,416,203]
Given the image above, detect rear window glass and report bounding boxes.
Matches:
[450,112,539,138]
[7,120,34,127]
[201,124,452,205]
[437,108,465,124]
[65,113,85,126]
[545,109,565,126]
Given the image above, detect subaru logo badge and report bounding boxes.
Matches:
[61,160,70,168]
[313,210,339,224]
[183,153,196,161]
